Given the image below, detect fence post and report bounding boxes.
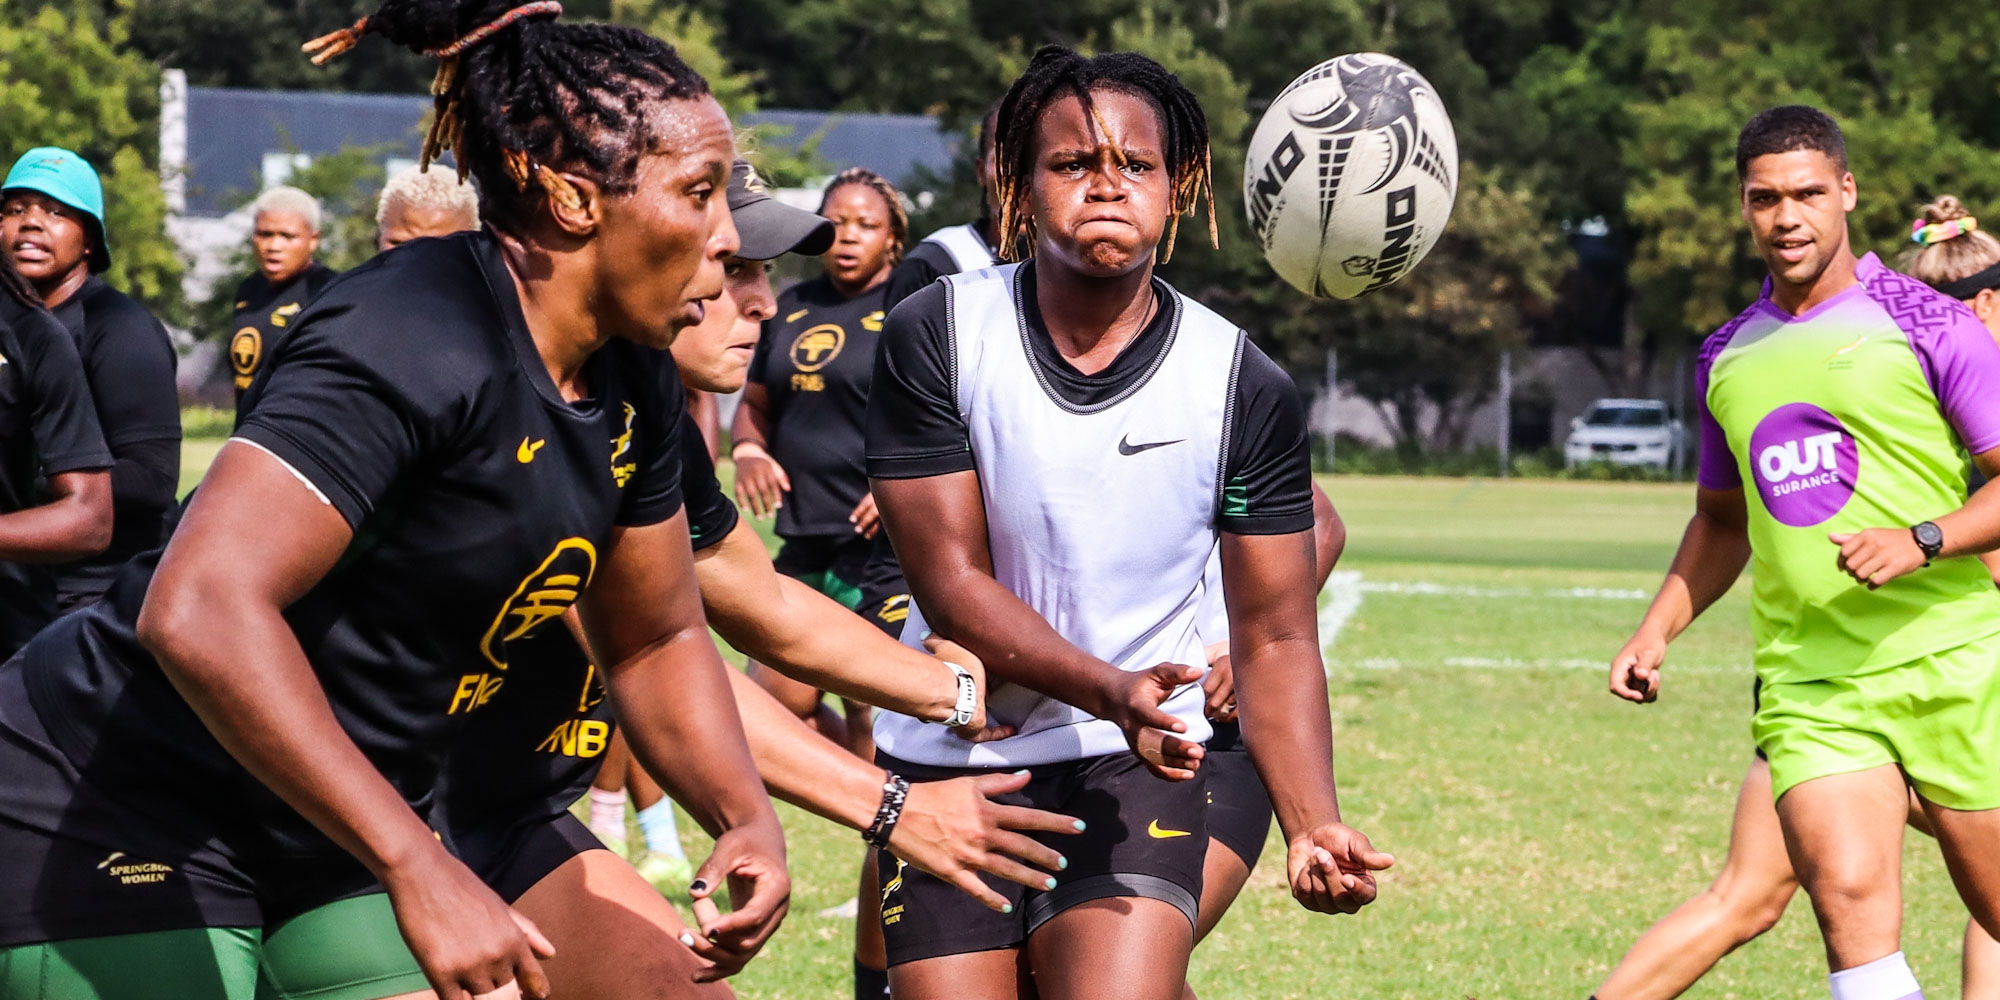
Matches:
[1497,350,1512,478]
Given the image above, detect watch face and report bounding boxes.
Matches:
[1916,523,1945,548]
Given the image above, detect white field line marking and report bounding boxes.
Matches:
[1358,580,1649,601]
[1317,570,1364,676]
[1346,656,1743,673]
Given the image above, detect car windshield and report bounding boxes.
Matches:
[1584,406,1666,428]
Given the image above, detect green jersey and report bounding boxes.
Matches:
[1698,253,2000,683]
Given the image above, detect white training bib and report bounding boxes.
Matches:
[875,263,1244,768]
[919,222,998,274]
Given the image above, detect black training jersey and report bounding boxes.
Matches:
[437,415,739,835]
[47,278,180,608]
[18,232,685,861]
[230,263,338,405]
[0,296,112,658]
[867,261,1315,535]
[747,275,886,538]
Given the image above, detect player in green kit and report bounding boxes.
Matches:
[1609,106,2000,1000]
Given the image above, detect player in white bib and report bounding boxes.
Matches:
[864,45,1390,1000]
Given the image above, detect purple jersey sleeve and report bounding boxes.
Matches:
[1695,319,1746,490]
[1873,274,2000,455]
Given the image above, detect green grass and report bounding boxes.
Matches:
[172,444,1973,999]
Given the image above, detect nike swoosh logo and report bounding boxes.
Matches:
[1119,435,1184,456]
[1826,335,1871,360]
[517,437,546,463]
[1147,820,1191,839]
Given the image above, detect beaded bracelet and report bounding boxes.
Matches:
[863,774,910,849]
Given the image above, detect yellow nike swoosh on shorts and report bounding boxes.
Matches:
[1147,820,1191,839]
[517,438,546,463]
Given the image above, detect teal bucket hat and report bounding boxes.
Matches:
[4,146,111,273]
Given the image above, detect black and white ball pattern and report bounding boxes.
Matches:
[1243,53,1458,299]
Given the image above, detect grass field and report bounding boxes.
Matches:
[174,445,1974,999]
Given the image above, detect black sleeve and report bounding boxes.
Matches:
[678,416,738,551]
[232,314,436,530]
[18,310,112,476]
[613,349,687,528]
[1220,340,1314,535]
[865,281,974,479]
[881,245,951,313]
[80,293,181,452]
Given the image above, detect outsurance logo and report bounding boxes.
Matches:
[1748,403,1858,527]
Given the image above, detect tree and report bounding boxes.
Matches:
[0,0,183,321]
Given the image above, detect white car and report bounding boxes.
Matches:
[1563,398,1684,470]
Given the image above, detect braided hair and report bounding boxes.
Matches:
[992,45,1216,263]
[818,167,909,267]
[0,249,39,311]
[304,1,709,234]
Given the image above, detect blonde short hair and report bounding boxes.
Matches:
[252,185,322,232]
[376,166,480,231]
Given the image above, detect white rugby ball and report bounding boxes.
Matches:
[1243,53,1459,299]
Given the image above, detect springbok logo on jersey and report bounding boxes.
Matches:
[230,328,262,389]
[609,402,637,487]
[477,537,598,673]
[1749,403,1859,527]
[790,324,846,372]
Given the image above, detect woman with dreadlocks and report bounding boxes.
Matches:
[0,252,112,661]
[863,46,1392,998]
[0,4,790,999]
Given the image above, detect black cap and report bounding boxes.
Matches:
[728,160,833,260]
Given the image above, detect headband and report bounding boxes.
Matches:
[1936,259,2000,300]
[1912,215,1978,246]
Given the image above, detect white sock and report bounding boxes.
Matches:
[1829,951,1923,1000]
[587,788,627,840]
[637,799,687,860]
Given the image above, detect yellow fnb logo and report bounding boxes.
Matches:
[230,328,262,388]
[537,718,611,758]
[478,537,598,671]
[790,324,845,372]
[609,402,637,487]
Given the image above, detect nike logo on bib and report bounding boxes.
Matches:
[1119,435,1184,456]
[1147,820,1191,839]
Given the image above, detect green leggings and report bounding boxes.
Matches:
[0,895,427,1000]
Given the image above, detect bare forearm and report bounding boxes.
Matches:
[711,577,956,720]
[1937,479,2000,559]
[918,565,1121,717]
[141,598,440,877]
[0,495,112,562]
[727,669,882,831]
[1638,510,1749,641]
[729,390,773,451]
[1236,634,1340,839]
[608,629,780,840]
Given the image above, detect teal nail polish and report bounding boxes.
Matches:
[1044,876,1058,890]
[1073,820,1088,832]
[1058,856,1069,870]
[1001,903,1014,914]
[1013,769,1031,776]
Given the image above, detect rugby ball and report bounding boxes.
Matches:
[1243,53,1458,299]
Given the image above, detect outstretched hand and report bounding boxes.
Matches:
[886,770,1081,911]
[1287,822,1394,915]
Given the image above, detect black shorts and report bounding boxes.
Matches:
[771,533,873,589]
[1203,722,1273,869]
[874,752,1207,967]
[450,810,606,903]
[1752,677,1767,761]
[0,662,262,946]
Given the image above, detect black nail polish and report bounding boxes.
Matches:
[689,879,708,893]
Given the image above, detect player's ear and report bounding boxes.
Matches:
[1974,288,1999,325]
[546,172,603,238]
[1839,172,1858,213]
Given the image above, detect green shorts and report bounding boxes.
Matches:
[0,927,261,1000]
[1753,630,2000,811]
[256,893,425,1000]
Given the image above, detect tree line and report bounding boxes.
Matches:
[6,0,1998,446]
